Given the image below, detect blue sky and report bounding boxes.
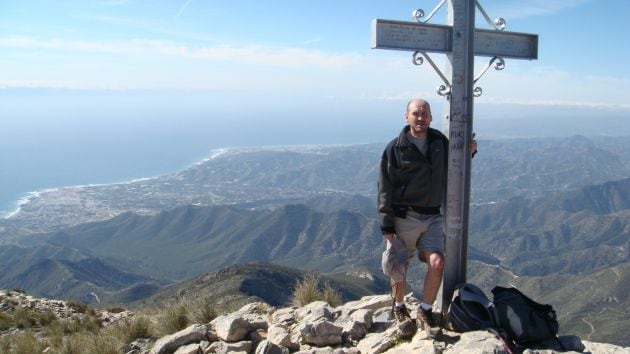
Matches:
[1,0,630,215]
[1,0,629,130]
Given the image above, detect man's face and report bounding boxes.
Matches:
[405,100,432,137]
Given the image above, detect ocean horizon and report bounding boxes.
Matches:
[3,90,629,218]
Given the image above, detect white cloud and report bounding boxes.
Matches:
[0,36,361,69]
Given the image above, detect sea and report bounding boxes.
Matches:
[0,90,404,218]
[3,89,629,218]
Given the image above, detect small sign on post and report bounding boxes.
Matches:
[371,0,538,317]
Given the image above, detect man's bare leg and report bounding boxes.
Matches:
[422,251,444,305]
[418,251,444,337]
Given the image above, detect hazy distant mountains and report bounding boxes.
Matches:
[470,177,630,276]
[1,135,629,345]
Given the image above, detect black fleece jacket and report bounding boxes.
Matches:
[377,126,448,234]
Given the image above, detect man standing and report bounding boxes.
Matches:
[378,98,476,338]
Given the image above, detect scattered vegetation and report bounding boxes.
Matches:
[105,307,126,314]
[0,307,59,331]
[110,315,152,344]
[154,302,188,337]
[0,291,221,353]
[183,295,217,324]
[321,282,343,308]
[66,301,92,315]
[291,273,343,307]
[0,332,46,354]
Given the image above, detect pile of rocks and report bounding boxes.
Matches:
[0,289,133,334]
[3,290,627,353]
[139,295,627,354]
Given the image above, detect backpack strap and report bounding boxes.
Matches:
[487,327,515,354]
[459,284,500,327]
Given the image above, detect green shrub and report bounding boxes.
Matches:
[8,332,47,354]
[154,303,188,336]
[105,307,126,314]
[10,288,26,294]
[110,315,152,343]
[184,295,216,324]
[83,332,121,354]
[292,273,323,307]
[0,311,13,330]
[64,314,103,335]
[321,282,342,307]
[37,309,57,326]
[67,301,90,314]
[57,332,90,354]
[12,307,37,329]
[291,273,343,307]
[43,320,66,349]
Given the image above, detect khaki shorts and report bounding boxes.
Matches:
[381,211,444,282]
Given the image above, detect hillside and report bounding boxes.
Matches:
[468,260,630,346]
[470,178,630,277]
[135,262,391,311]
[31,204,384,281]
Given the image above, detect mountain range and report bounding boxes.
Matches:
[1,135,629,346]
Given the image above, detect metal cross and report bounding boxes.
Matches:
[371,0,538,315]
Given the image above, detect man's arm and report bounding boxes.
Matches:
[378,148,396,235]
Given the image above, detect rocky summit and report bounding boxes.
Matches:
[4,289,626,354]
[139,296,628,354]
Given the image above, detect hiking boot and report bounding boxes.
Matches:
[392,304,416,338]
[417,307,442,338]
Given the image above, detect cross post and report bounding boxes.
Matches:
[371,0,538,317]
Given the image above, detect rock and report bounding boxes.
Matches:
[383,339,438,354]
[340,320,368,343]
[268,324,297,349]
[296,319,343,347]
[121,338,155,354]
[295,348,360,354]
[237,302,272,315]
[344,295,392,312]
[173,343,201,354]
[243,313,269,331]
[444,331,510,353]
[255,340,290,354]
[581,340,629,354]
[356,327,398,354]
[297,301,334,322]
[272,307,298,326]
[2,292,626,354]
[212,313,251,342]
[205,340,252,354]
[149,324,208,354]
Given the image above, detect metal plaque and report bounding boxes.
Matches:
[371,19,452,54]
[372,19,538,60]
[475,29,538,60]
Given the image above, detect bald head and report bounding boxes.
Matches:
[405,99,432,137]
[406,99,431,115]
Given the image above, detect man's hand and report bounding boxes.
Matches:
[383,233,395,242]
[471,132,478,157]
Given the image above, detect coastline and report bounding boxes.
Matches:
[2,148,231,220]
[1,144,353,220]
